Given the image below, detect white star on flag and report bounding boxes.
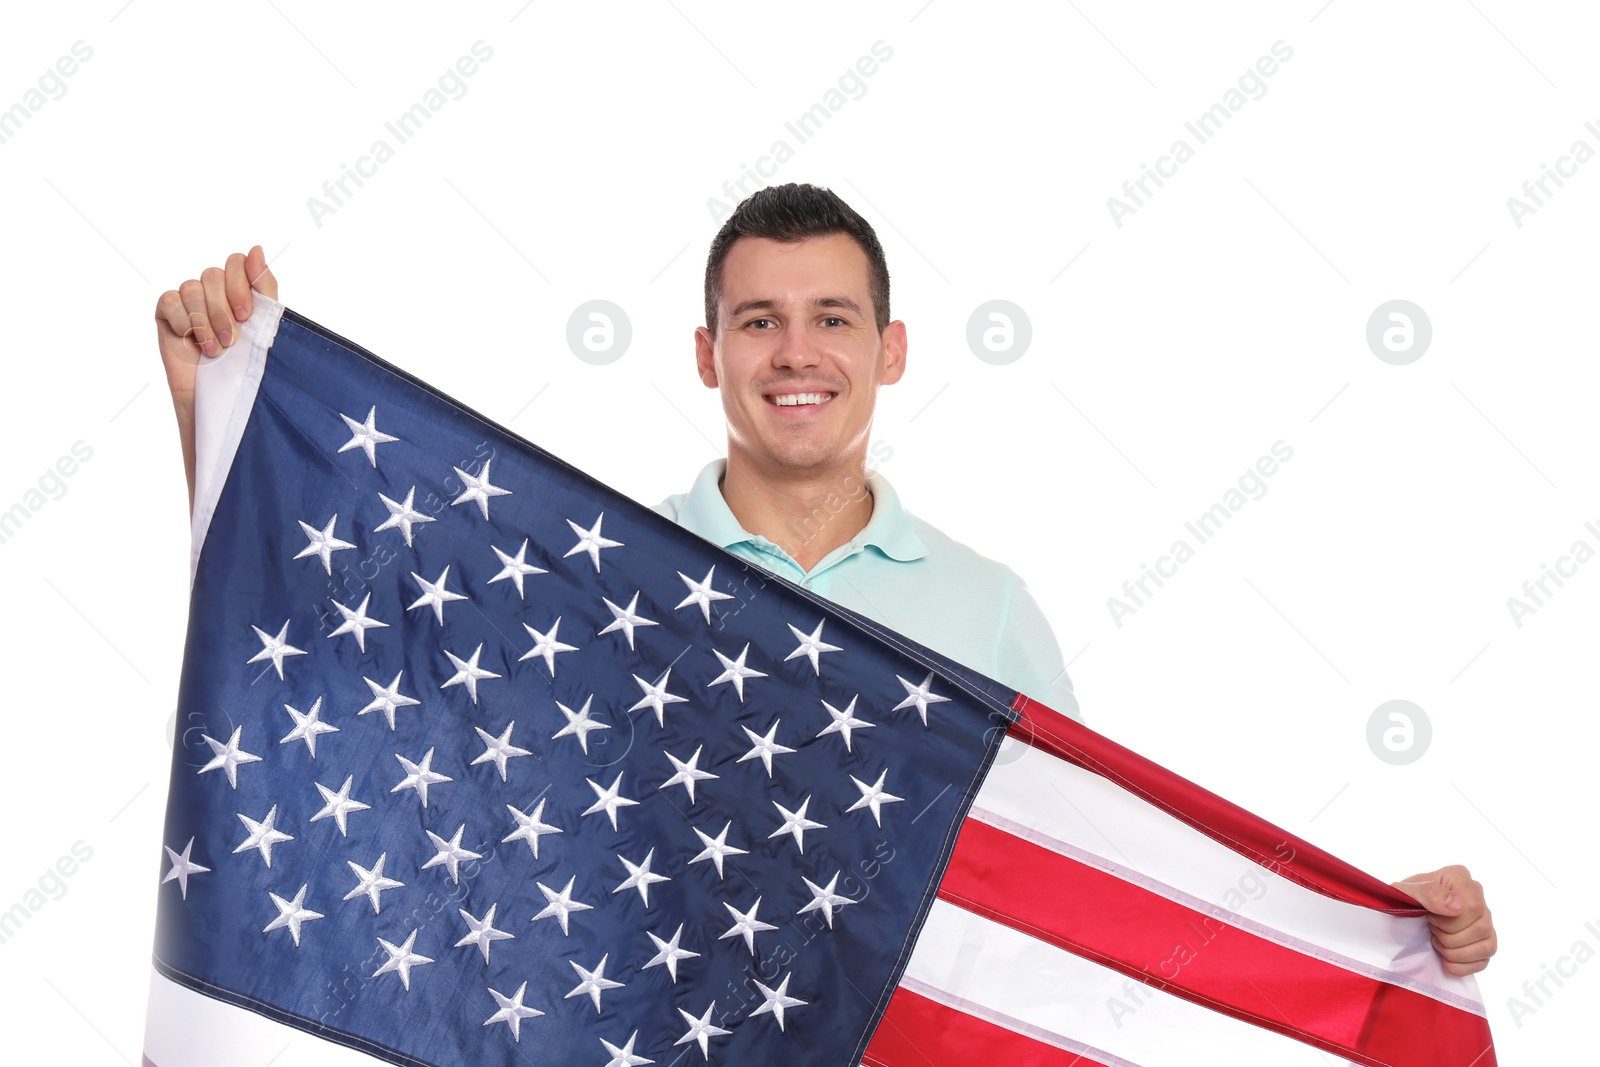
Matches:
[262,884,323,947]
[471,722,532,780]
[343,853,404,914]
[846,768,905,827]
[482,982,543,1042]
[736,720,796,777]
[565,954,624,1014]
[279,696,338,758]
[708,642,766,702]
[600,1031,655,1067]
[770,796,826,853]
[161,837,209,900]
[798,871,857,929]
[327,593,389,651]
[310,776,370,836]
[372,929,433,991]
[564,513,623,572]
[659,746,719,804]
[374,486,434,546]
[552,695,610,754]
[893,670,952,726]
[599,591,658,650]
[357,671,421,730]
[440,643,500,704]
[233,804,293,868]
[337,406,399,466]
[450,459,511,519]
[421,824,483,885]
[408,565,468,625]
[454,902,514,964]
[292,515,356,574]
[674,1002,732,1059]
[391,747,452,807]
[613,848,670,907]
[785,619,843,674]
[642,923,700,983]
[519,617,578,675]
[488,538,546,598]
[750,973,809,1031]
[628,668,688,727]
[503,799,563,858]
[718,896,778,955]
[246,620,306,680]
[197,726,262,789]
[582,771,639,830]
[687,821,749,880]
[817,694,876,752]
[531,875,593,935]
[675,565,734,622]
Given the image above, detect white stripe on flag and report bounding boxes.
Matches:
[901,900,1361,1067]
[144,970,385,1067]
[971,738,1483,1012]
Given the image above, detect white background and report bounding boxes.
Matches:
[1,1,1593,1062]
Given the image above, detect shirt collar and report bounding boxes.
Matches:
[674,458,927,562]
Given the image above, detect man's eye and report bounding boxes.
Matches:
[747,318,775,330]
[822,316,845,327]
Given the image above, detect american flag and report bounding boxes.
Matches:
[145,292,1497,1067]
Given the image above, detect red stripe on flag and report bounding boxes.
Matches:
[1009,693,1422,914]
[940,816,1496,1067]
[863,986,1119,1067]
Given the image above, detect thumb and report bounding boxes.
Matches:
[246,244,279,301]
[1393,873,1464,916]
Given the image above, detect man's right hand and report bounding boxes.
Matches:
[154,245,278,515]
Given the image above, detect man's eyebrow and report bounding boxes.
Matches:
[726,296,865,319]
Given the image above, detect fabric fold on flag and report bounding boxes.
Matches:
[145,292,1497,1067]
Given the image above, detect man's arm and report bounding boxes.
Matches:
[152,245,278,514]
[995,569,1082,722]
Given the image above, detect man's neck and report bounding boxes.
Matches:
[718,451,874,572]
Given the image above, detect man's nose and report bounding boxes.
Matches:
[771,323,822,370]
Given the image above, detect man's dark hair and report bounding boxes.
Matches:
[703,182,891,335]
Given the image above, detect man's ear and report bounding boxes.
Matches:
[881,320,908,386]
[694,326,719,388]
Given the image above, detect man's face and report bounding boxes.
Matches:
[695,233,906,477]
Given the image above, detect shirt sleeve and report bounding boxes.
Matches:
[994,568,1083,723]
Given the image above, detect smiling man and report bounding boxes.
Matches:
[650,186,1082,721]
[153,184,1499,981]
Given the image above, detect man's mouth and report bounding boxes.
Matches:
[765,391,837,407]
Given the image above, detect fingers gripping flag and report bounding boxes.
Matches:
[144,293,1497,1067]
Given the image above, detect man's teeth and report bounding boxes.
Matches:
[772,392,832,406]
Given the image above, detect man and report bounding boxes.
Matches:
[152,183,1497,978]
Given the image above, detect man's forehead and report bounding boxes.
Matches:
[719,233,871,310]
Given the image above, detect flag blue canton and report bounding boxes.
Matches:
[155,308,1017,1066]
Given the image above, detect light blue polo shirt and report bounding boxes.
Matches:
[651,459,1081,721]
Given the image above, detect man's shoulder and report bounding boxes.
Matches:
[899,509,1026,593]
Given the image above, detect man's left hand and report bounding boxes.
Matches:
[1392,864,1497,976]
